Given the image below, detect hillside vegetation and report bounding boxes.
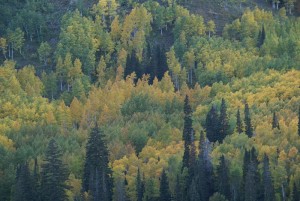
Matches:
[0,0,300,200]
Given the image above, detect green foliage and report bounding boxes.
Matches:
[41,139,69,201]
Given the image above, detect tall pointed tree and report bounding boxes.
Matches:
[182,95,193,170]
[14,163,34,201]
[262,154,275,201]
[298,107,300,136]
[292,182,299,201]
[272,112,280,129]
[206,105,219,143]
[159,169,171,201]
[236,108,243,134]
[216,155,231,201]
[136,168,144,201]
[244,103,253,138]
[219,98,229,142]
[40,139,69,201]
[82,125,113,201]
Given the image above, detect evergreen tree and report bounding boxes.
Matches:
[244,103,253,138]
[236,108,243,134]
[298,107,300,136]
[188,178,200,201]
[136,168,144,201]
[40,139,69,201]
[272,112,280,129]
[218,98,229,142]
[182,95,193,170]
[194,131,214,201]
[159,169,171,201]
[14,163,34,201]
[206,105,219,143]
[183,95,193,145]
[244,148,261,201]
[174,175,183,201]
[257,25,266,48]
[262,154,275,201]
[32,158,40,201]
[216,155,231,201]
[292,183,299,201]
[82,125,113,201]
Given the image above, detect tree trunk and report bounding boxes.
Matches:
[281,184,285,201]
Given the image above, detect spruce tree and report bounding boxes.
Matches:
[14,163,34,201]
[244,103,253,138]
[292,183,299,201]
[263,154,275,201]
[182,95,193,170]
[298,107,300,136]
[219,98,229,142]
[159,169,171,201]
[183,95,193,145]
[82,125,113,201]
[236,108,243,134]
[216,155,231,201]
[244,148,261,201]
[136,168,144,201]
[40,139,69,201]
[174,175,183,201]
[188,178,200,201]
[272,112,280,129]
[206,105,219,143]
[195,131,214,201]
[257,25,265,48]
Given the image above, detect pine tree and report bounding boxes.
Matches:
[236,108,243,134]
[14,163,34,201]
[188,178,200,201]
[244,103,253,138]
[272,112,280,129]
[182,95,193,170]
[257,25,265,48]
[174,175,183,201]
[216,155,231,201]
[219,98,229,142]
[206,105,219,143]
[82,125,113,201]
[263,154,275,201]
[183,95,193,145]
[159,169,171,201]
[136,168,144,201]
[32,158,40,201]
[40,139,69,201]
[195,131,214,201]
[244,148,261,201]
[292,183,299,201]
[298,107,300,136]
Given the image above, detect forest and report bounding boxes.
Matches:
[0,0,300,200]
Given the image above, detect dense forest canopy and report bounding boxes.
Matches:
[0,0,300,200]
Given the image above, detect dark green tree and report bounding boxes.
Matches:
[244,148,261,201]
[244,103,253,138]
[218,98,229,142]
[182,95,193,170]
[298,107,300,136]
[136,168,144,201]
[159,169,171,201]
[82,125,113,201]
[14,163,34,201]
[236,108,243,134]
[174,175,183,201]
[40,139,69,201]
[292,182,299,201]
[257,25,266,48]
[183,95,193,145]
[188,178,200,201]
[272,112,280,129]
[262,154,275,201]
[206,105,219,143]
[216,155,231,201]
[194,131,214,201]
